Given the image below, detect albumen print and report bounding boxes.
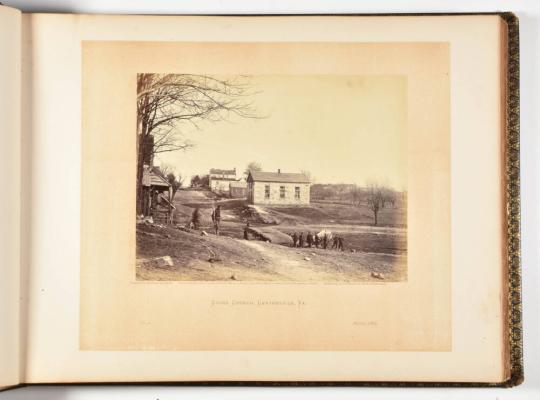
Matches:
[135,74,407,282]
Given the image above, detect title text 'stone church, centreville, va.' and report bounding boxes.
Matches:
[208,168,311,206]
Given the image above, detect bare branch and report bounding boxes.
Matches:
[136,73,263,215]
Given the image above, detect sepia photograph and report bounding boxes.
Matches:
[135,74,407,283]
[82,39,449,352]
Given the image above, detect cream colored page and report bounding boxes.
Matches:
[82,42,447,353]
[0,5,21,390]
[26,14,505,383]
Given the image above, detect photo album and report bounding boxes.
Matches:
[0,5,522,390]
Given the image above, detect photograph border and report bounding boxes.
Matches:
[134,73,409,285]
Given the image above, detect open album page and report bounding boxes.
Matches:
[22,14,508,383]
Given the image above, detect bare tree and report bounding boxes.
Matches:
[190,175,202,188]
[366,182,384,226]
[244,161,262,175]
[166,173,182,200]
[158,164,183,201]
[137,73,261,214]
[379,186,394,208]
[158,164,173,176]
[351,185,363,206]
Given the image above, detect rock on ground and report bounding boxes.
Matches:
[371,272,385,280]
[136,256,174,269]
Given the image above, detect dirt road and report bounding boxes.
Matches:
[136,223,406,282]
[240,240,405,282]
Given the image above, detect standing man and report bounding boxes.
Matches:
[243,221,250,240]
[212,205,221,224]
[298,232,304,248]
[323,233,328,250]
[212,205,221,235]
[306,232,313,248]
[191,207,200,230]
[292,232,298,248]
[338,236,344,251]
[332,235,339,250]
[314,234,320,248]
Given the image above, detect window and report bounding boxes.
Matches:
[265,185,270,199]
[280,186,286,199]
[295,186,300,199]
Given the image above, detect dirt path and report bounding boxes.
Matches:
[239,240,341,282]
[236,239,405,282]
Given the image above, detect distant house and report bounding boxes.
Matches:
[209,168,236,193]
[229,180,248,198]
[247,169,310,205]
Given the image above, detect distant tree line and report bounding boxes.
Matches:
[312,184,400,205]
[311,183,405,226]
[311,183,358,202]
[190,174,210,188]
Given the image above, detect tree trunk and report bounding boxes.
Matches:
[136,135,145,215]
[136,134,154,215]
[168,188,173,225]
[374,211,378,226]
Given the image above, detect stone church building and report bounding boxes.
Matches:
[247,169,310,205]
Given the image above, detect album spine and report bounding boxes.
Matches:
[0,4,23,392]
[499,11,523,388]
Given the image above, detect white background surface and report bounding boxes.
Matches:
[1,0,538,399]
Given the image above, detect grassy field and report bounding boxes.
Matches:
[136,188,407,282]
[267,201,406,228]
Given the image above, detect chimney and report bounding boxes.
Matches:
[278,169,281,174]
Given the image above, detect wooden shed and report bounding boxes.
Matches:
[229,180,248,198]
[141,165,175,224]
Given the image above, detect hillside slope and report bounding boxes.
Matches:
[136,222,406,282]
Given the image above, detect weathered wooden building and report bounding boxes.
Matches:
[247,169,310,205]
[209,168,237,193]
[141,165,175,224]
[229,180,248,198]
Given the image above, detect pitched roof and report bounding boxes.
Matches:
[142,166,171,188]
[249,170,310,184]
[151,166,168,180]
[210,176,237,181]
[209,168,236,175]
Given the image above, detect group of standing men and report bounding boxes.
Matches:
[290,231,344,251]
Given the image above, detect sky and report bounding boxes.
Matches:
[155,75,407,189]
